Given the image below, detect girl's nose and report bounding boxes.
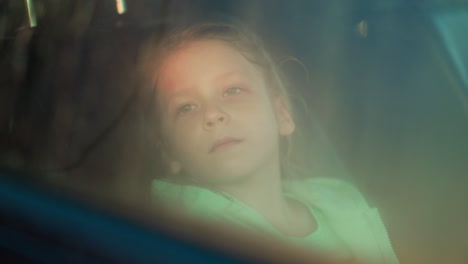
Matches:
[204,105,229,129]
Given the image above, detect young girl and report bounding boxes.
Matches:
[142,22,399,264]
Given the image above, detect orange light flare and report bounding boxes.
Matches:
[116,0,127,15]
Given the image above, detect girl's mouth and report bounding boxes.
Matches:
[209,137,243,153]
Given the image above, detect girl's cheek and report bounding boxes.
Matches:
[174,112,201,133]
[226,94,258,112]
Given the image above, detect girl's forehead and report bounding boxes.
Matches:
[156,39,260,93]
[160,39,247,72]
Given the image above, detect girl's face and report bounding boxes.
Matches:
[156,39,294,185]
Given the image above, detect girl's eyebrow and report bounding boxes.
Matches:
[165,94,189,106]
[215,71,248,82]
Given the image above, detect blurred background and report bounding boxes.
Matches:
[1,0,468,263]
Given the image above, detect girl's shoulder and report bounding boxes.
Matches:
[152,179,233,212]
[284,177,371,212]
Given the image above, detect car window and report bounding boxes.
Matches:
[1,1,468,263]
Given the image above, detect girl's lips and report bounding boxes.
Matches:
[209,137,243,153]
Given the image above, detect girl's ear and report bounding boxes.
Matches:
[161,146,182,175]
[275,96,295,136]
[169,161,182,175]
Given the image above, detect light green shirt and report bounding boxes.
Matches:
[152,177,399,264]
[284,193,354,261]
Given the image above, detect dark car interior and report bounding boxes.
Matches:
[1,1,468,263]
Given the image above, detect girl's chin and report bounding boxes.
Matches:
[194,166,257,186]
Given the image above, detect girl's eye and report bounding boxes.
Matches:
[223,87,242,97]
[177,104,197,115]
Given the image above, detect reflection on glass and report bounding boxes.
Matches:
[25,0,37,27]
